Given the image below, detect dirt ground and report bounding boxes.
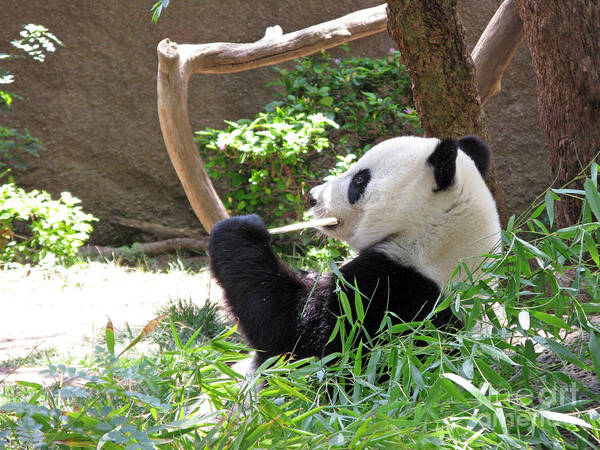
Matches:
[0,261,221,383]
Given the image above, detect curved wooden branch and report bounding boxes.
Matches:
[178,5,388,75]
[157,41,229,232]
[157,1,522,232]
[472,0,525,105]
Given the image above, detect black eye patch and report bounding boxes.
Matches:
[348,168,371,204]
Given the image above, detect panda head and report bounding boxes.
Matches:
[309,135,500,282]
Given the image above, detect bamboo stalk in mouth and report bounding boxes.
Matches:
[269,217,338,234]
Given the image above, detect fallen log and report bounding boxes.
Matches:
[114,217,206,240]
[80,237,208,258]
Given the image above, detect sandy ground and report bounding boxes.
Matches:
[0,261,221,382]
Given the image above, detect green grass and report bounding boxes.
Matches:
[1,165,600,448]
[151,298,232,351]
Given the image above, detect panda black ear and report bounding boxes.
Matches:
[458,135,490,178]
[427,138,457,192]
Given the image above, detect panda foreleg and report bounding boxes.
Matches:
[209,215,311,362]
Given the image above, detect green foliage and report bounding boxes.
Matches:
[152,298,230,350]
[0,127,44,171]
[196,109,337,224]
[268,47,419,146]
[2,165,600,448]
[150,0,173,23]
[1,24,62,172]
[0,25,94,267]
[0,184,97,265]
[3,24,62,63]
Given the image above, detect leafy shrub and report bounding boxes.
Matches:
[0,184,97,265]
[196,49,418,230]
[196,109,337,224]
[0,26,95,267]
[268,46,419,148]
[0,128,43,173]
[2,165,599,448]
[1,24,62,172]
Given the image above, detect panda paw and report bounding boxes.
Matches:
[209,214,271,254]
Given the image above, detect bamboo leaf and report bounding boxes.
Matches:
[584,178,600,221]
[518,310,530,331]
[540,410,591,429]
[531,311,571,330]
[410,365,425,389]
[214,361,243,380]
[439,377,469,406]
[290,405,327,424]
[514,236,549,261]
[353,280,365,322]
[589,332,600,383]
[475,359,511,391]
[271,378,310,402]
[583,231,600,267]
[545,190,555,228]
[169,316,182,350]
[117,314,167,357]
[479,343,517,366]
[338,290,353,322]
[349,415,372,447]
[353,339,363,376]
[534,336,591,370]
[105,316,115,356]
[442,373,494,411]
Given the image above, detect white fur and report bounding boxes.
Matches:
[310,136,500,287]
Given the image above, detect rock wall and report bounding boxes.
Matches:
[1,0,548,244]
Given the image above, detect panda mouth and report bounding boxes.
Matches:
[310,209,340,231]
[322,217,340,231]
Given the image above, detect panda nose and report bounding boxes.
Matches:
[308,191,317,207]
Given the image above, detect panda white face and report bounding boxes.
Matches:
[309,135,500,285]
[310,136,440,249]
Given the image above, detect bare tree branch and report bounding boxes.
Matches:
[472,0,525,105]
[179,5,388,75]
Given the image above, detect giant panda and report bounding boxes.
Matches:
[209,135,500,367]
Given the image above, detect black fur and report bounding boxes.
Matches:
[427,138,458,192]
[348,169,371,205]
[209,215,453,365]
[458,135,490,177]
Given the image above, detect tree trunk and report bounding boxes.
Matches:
[514,1,600,227]
[386,0,509,225]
